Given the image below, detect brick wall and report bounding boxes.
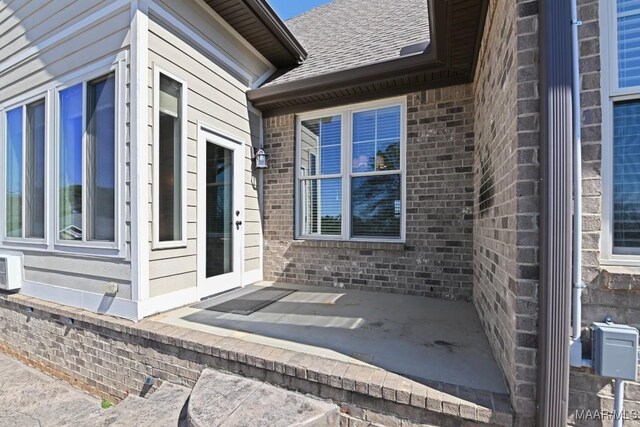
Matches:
[472,0,540,424]
[262,86,475,300]
[568,0,640,423]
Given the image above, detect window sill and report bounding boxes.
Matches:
[291,239,407,251]
[0,242,127,260]
[599,265,640,291]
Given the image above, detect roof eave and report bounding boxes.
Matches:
[247,49,443,107]
[244,0,308,63]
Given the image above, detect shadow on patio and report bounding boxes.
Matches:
[152,282,508,402]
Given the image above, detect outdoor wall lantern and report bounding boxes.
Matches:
[255,147,268,169]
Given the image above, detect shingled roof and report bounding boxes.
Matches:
[264,0,430,87]
[249,0,489,114]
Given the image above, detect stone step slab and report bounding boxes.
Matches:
[187,369,341,427]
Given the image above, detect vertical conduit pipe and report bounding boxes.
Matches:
[570,0,591,369]
[614,379,625,427]
[538,0,573,424]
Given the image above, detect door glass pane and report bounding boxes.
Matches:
[87,74,116,242]
[25,100,45,239]
[158,74,183,242]
[59,84,83,240]
[206,143,233,278]
[6,107,23,238]
[614,100,640,249]
[352,174,401,238]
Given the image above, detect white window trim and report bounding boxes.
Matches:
[2,93,49,245]
[295,97,407,243]
[53,62,126,253]
[152,65,189,250]
[0,54,127,258]
[600,0,640,265]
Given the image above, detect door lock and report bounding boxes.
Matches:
[235,221,243,230]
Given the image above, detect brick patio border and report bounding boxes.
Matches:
[0,293,513,426]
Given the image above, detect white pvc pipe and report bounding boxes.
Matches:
[570,0,587,368]
[614,379,625,427]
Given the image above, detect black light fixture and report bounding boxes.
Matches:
[255,147,268,169]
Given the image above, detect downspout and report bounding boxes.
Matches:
[538,0,573,423]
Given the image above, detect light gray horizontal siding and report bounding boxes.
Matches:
[0,1,132,296]
[147,16,263,298]
[150,0,272,84]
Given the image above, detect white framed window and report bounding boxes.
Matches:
[0,54,126,257]
[4,97,47,242]
[295,98,406,242]
[601,0,640,263]
[152,65,188,249]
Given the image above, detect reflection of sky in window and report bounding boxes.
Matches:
[6,107,23,195]
[320,118,341,174]
[353,106,401,172]
[30,102,46,186]
[614,100,640,248]
[618,0,640,88]
[320,179,342,217]
[92,78,115,187]
[60,84,83,187]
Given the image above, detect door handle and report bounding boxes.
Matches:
[235,221,243,230]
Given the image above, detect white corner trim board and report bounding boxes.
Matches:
[130,0,151,302]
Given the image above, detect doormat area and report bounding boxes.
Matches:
[193,288,296,315]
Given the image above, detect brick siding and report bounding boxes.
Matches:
[262,86,476,301]
[472,0,540,424]
[568,0,640,423]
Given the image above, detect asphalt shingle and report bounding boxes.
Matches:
[264,0,430,87]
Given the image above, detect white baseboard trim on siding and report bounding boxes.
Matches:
[20,281,139,321]
[19,269,265,322]
[139,287,199,319]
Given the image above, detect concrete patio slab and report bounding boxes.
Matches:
[153,282,508,395]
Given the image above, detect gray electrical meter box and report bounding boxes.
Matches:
[592,322,639,381]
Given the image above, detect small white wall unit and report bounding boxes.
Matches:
[0,254,22,290]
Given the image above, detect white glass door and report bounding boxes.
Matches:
[197,126,243,297]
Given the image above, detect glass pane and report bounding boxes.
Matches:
[87,74,115,242]
[618,0,640,88]
[353,110,375,142]
[614,100,640,249]
[352,141,375,172]
[206,143,233,277]
[352,174,401,239]
[6,107,23,238]
[352,106,401,173]
[301,178,341,235]
[158,74,182,242]
[300,115,341,177]
[25,100,45,239]
[59,84,83,241]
